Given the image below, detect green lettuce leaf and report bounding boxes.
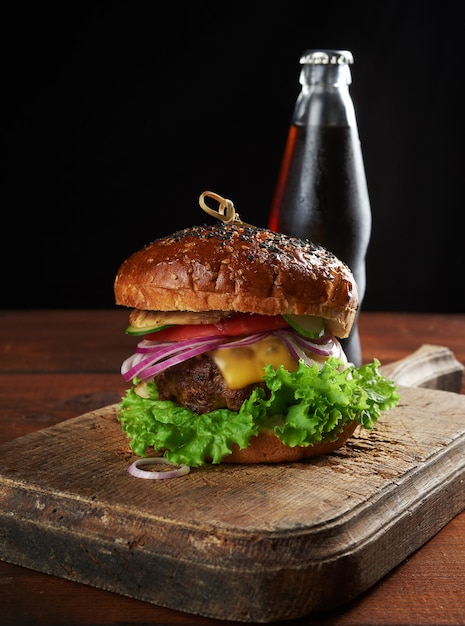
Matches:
[117,357,400,467]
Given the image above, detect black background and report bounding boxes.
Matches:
[2,1,463,312]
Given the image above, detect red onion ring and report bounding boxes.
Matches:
[127,457,190,480]
[216,332,271,349]
[274,329,336,357]
[121,326,344,383]
[276,332,317,367]
[139,338,225,380]
[122,336,225,381]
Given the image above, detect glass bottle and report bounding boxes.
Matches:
[269,49,371,367]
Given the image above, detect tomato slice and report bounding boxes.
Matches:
[143,314,289,342]
[221,313,289,336]
[144,324,221,342]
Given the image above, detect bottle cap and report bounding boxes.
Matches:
[300,49,353,65]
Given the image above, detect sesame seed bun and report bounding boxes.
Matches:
[114,223,358,338]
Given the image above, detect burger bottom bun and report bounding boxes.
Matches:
[222,421,358,464]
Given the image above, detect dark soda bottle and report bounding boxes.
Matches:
[269,49,371,367]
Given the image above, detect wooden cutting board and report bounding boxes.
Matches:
[0,345,464,623]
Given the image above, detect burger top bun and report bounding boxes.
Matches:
[114,192,359,338]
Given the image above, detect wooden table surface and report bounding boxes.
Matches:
[1,309,465,626]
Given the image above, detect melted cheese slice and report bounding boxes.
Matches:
[210,336,299,389]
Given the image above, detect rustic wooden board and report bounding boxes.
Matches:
[1,378,465,623]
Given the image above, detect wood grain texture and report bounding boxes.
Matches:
[381,344,464,392]
[2,384,465,622]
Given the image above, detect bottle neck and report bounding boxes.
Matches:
[293,63,356,127]
[300,62,352,87]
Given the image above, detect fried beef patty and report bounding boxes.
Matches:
[155,354,266,414]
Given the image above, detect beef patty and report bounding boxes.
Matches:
[155,354,266,414]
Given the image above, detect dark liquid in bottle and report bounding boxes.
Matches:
[269,124,371,366]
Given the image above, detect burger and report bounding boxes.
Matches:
[114,193,399,467]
